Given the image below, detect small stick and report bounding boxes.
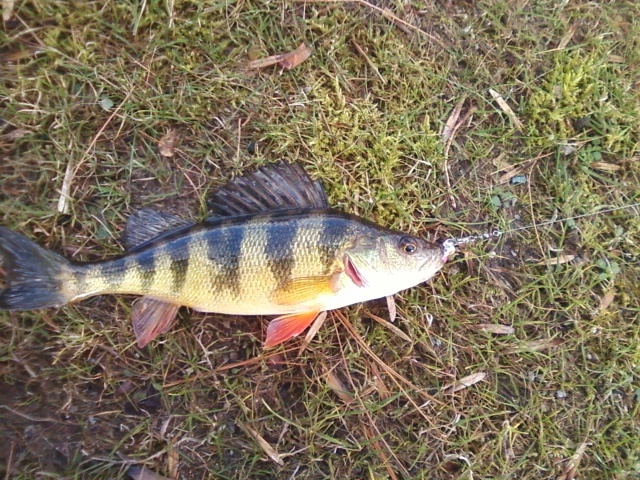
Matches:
[4,442,14,480]
[489,88,523,131]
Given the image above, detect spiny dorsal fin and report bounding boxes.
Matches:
[207,161,328,216]
[122,208,194,251]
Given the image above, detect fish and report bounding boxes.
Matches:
[0,162,448,348]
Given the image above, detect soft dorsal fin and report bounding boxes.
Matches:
[207,161,329,216]
[122,208,194,251]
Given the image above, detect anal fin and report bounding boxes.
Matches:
[132,297,180,348]
[265,311,321,348]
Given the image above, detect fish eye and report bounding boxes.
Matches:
[399,236,418,254]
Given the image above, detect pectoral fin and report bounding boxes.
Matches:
[272,275,337,306]
[264,311,321,348]
[132,297,180,348]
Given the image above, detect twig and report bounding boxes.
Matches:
[441,97,471,209]
[1,404,68,424]
[4,442,14,480]
[333,311,449,416]
[239,423,284,465]
[351,38,385,84]
[489,88,523,131]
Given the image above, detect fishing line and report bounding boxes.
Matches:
[442,201,640,254]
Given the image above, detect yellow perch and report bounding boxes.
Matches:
[0,162,447,347]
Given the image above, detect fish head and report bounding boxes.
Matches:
[343,232,447,296]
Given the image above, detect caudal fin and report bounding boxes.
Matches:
[0,226,72,310]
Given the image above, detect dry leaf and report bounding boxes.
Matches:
[2,0,15,22]
[167,446,179,480]
[241,424,284,465]
[491,152,513,173]
[590,162,621,172]
[246,43,312,71]
[366,312,412,343]
[558,441,591,480]
[507,338,562,354]
[158,129,179,157]
[1,128,29,141]
[443,372,487,393]
[386,295,397,323]
[3,48,39,62]
[489,88,524,130]
[536,254,575,266]
[369,362,391,400]
[57,160,74,214]
[127,466,171,480]
[608,55,626,63]
[323,365,354,404]
[470,324,515,335]
[245,54,282,70]
[278,43,312,70]
[557,24,578,50]
[441,98,466,146]
[599,291,615,310]
[497,165,526,184]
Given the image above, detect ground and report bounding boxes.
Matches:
[1,1,639,479]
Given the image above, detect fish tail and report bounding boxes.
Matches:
[0,226,76,310]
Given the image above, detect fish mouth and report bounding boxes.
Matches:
[420,252,446,271]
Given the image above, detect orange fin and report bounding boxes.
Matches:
[264,311,321,348]
[272,275,336,306]
[132,297,180,347]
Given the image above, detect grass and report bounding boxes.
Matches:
[1,0,639,478]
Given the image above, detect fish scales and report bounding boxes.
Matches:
[167,237,190,294]
[207,220,243,297]
[0,162,448,347]
[70,211,361,315]
[264,217,298,289]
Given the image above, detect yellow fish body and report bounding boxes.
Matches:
[0,163,447,347]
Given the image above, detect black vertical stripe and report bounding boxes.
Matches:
[264,218,298,287]
[319,215,351,274]
[135,250,156,293]
[101,258,127,290]
[168,237,190,295]
[207,223,243,297]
